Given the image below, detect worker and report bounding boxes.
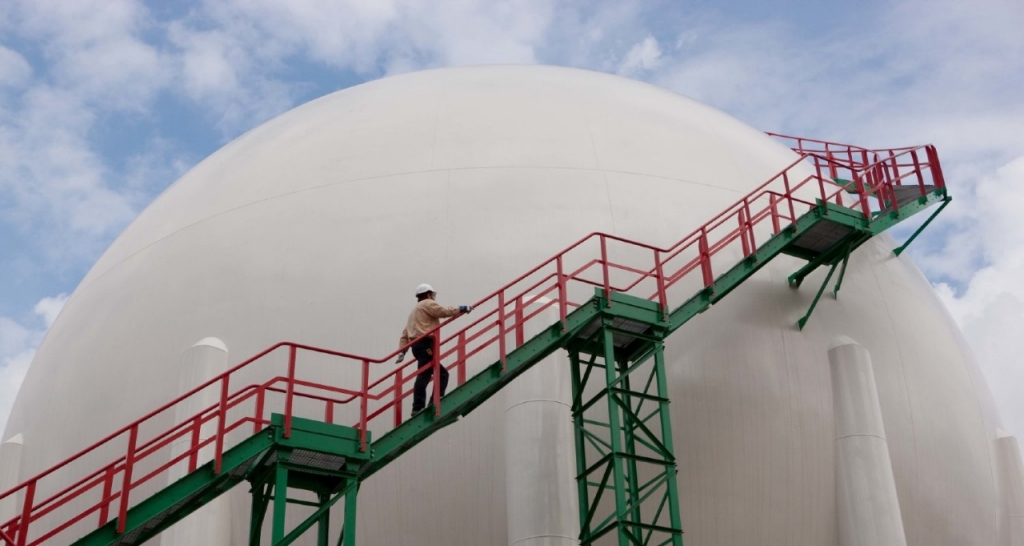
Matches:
[396,283,472,413]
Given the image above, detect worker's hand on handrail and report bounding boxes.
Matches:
[395,351,406,364]
[459,305,472,314]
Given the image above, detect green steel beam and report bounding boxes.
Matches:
[73,430,276,546]
[894,196,951,256]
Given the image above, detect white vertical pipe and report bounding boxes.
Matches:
[161,337,232,545]
[996,431,1024,546]
[0,434,24,523]
[829,336,908,546]
[504,296,580,546]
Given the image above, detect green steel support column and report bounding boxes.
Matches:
[317,492,329,546]
[249,482,272,545]
[272,462,289,544]
[653,344,684,545]
[341,482,358,546]
[569,350,593,541]
[617,358,643,533]
[601,326,632,546]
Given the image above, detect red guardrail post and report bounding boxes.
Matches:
[497,291,507,371]
[189,415,201,473]
[782,172,796,222]
[431,333,442,417]
[514,295,524,347]
[556,256,567,329]
[325,400,334,425]
[360,359,369,451]
[98,464,115,526]
[253,387,265,435]
[116,425,138,534]
[215,375,229,474]
[770,194,781,234]
[911,149,926,196]
[654,248,668,321]
[457,331,466,386]
[699,228,713,288]
[284,345,297,439]
[854,173,871,219]
[600,235,611,306]
[737,207,751,257]
[393,368,403,428]
[927,145,946,188]
[16,480,35,546]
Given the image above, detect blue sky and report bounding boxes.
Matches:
[0,0,1022,436]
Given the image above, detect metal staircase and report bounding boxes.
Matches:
[0,135,949,546]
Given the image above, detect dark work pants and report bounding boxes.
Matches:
[411,336,448,412]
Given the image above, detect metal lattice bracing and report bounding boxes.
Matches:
[0,135,950,546]
[570,296,682,545]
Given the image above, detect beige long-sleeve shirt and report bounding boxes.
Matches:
[399,299,462,349]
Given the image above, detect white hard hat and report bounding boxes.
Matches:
[415,283,435,296]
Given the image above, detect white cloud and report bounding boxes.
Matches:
[33,293,68,329]
[617,36,661,76]
[0,45,32,88]
[935,156,1024,437]
[0,295,65,436]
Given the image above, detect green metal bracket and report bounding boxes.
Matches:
[796,244,852,331]
[893,196,951,256]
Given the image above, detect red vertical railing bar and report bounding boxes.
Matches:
[737,208,751,257]
[699,229,713,288]
[456,331,466,386]
[431,332,442,417]
[556,256,567,328]
[744,199,756,249]
[393,368,403,428]
[514,296,524,347]
[116,426,138,534]
[497,291,507,371]
[654,249,668,321]
[360,359,370,450]
[98,464,115,526]
[253,386,265,434]
[770,194,781,234]
[854,173,870,219]
[927,146,946,188]
[911,149,925,196]
[214,375,229,474]
[16,480,34,546]
[782,172,796,223]
[284,345,297,439]
[188,415,201,473]
[600,235,611,306]
[812,155,828,206]
[325,400,334,425]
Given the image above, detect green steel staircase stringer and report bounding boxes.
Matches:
[73,430,276,546]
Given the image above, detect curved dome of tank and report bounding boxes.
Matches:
[3,65,1005,545]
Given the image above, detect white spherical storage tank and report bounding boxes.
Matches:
[1,65,1015,546]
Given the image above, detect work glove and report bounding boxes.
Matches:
[459,305,473,313]
[396,352,406,364]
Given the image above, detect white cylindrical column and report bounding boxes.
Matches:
[996,432,1024,546]
[504,297,580,546]
[162,337,232,545]
[0,433,24,523]
[829,336,907,546]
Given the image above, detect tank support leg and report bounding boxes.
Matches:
[569,303,683,545]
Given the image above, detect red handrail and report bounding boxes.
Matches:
[0,136,945,545]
